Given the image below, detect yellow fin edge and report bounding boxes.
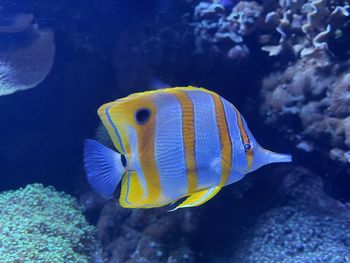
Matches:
[119,171,173,209]
[169,186,221,211]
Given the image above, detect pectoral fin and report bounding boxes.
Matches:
[169,186,221,211]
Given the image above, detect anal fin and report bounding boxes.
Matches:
[169,186,221,211]
[119,171,146,208]
[119,171,173,208]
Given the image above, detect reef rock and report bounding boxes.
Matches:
[232,167,350,262]
[96,202,199,263]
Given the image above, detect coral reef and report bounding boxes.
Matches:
[0,184,99,262]
[191,1,263,60]
[190,0,350,59]
[262,0,350,57]
[261,50,350,166]
[94,201,199,263]
[232,167,350,262]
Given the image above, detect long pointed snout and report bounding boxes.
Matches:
[250,145,292,172]
[265,150,292,164]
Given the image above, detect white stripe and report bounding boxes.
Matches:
[127,126,148,197]
[154,94,188,199]
[186,91,222,189]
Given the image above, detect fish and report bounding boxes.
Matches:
[84,86,292,210]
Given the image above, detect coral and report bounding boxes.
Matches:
[0,184,99,262]
[190,0,350,59]
[0,16,55,96]
[232,168,350,262]
[262,0,350,57]
[94,201,198,263]
[260,50,350,166]
[191,1,263,60]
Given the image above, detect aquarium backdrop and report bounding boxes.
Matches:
[1,0,350,262]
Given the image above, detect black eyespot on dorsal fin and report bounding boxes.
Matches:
[121,154,127,167]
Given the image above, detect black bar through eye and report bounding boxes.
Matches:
[121,154,127,167]
[135,108,151,125]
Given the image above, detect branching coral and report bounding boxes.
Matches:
[190,0,350,59]
[262,0,350,57]
[0,184,99,262]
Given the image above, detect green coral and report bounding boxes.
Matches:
[0,184,99,262]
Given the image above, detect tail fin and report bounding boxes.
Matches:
[84,139,126,198]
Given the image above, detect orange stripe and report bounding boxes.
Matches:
[211,93,232,186]
[234,108,253,172]
[136,102,162,203]
[168,90,197,193]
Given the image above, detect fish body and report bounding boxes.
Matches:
[84,87,291,209]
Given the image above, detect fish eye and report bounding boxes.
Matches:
[135,108,151,125]
[121,154,127,167]
[244,143,252,152]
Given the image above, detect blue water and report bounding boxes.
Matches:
[0,0,156,192]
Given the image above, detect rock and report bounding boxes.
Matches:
[231,168,350,262]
